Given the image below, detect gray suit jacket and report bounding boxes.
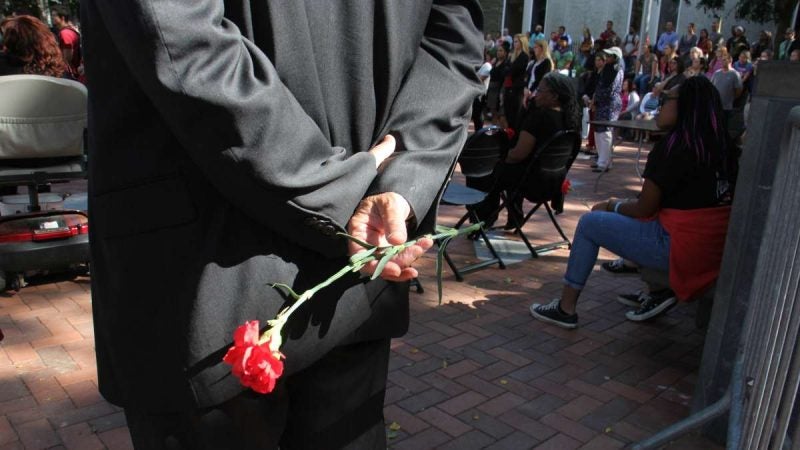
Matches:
[83,0,483,411]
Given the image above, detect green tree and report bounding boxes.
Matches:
[694,0,798,46]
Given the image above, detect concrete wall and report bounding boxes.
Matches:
[543,0,630,42]
[480,0,777,49]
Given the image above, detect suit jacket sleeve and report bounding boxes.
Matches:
[90,0,378,257]
[368,0,484,232]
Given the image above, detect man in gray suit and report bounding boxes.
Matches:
[82,0,483,448]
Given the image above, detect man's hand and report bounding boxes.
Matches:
[347,193,433,282]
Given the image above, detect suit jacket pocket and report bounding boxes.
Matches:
[92,175,198,239]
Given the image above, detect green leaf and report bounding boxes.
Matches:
[371,247,398,280]
[336,232,376,250]
[435,236,453,305]
[270,283,300,300]
[349,247,378,265]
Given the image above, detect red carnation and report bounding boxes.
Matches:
[561,179,572,195]
[223,321,284,394]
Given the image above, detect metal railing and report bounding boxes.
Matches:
[633,106,800,450]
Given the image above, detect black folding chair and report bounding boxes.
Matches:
[494,130,582,258]
[438,126,508,280]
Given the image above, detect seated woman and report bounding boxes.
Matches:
[474,72,581,229]
[0,15,67,78]
[530,76,736,328]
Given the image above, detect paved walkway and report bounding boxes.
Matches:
[0,140,721,449]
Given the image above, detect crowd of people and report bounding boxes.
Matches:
[472,17,789,326]
[475,20,798,171]
[0,7,83,81]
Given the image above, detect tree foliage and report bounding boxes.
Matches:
[1,0,80,21]
[694,0,796,25]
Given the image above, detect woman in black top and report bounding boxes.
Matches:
[530,76,736,328]
[474,73,581,228]
[505,34,530,131]
[524,39,553,103]
[486,43,510,125]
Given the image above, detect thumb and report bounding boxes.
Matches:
[381,194,410,245]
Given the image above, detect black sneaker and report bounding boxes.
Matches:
[602,258,640,275]
[625,289,677,322]
[617,290,648,307]
[530,299,578,329]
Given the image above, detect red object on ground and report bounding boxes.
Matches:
[659,205,732,301]
[561,179,572,194]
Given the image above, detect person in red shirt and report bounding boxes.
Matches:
[50,6,81,78]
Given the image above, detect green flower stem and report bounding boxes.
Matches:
[262,222,483,344]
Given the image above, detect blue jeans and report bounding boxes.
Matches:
[564,211,671,290]
[634,73,651,96]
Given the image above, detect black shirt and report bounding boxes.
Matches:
[521,106,565,146]
[643,139,722,209]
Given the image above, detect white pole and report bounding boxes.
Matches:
[638,0,653,64]
[501,0,507,35]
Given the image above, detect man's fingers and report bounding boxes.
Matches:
[369,135,396,168]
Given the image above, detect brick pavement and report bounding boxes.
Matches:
[0,140,722,449]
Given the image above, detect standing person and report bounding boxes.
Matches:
[678,23,698,56]
[558,25,572,46]
[622,26,640,75]
[600,20,616,45]
[657,22,679,55]
[505,34,530,131]
[530,24,546,44]
[578,27,594,69]
[727,25,749,60]
[530,76,736,327]
[709,18,725,48]
[698,29,713,56]
[707,45,728,77]
[733,50,754,96]
[750,30,773,61]
[487,42,511,126]
[778,28,796,60]
[49,6,81,79]
[82,1,483,449]
[711,51,743,121]
[473,51,493,131]
[581,53,605,154]
[592,47,624,172]
[634,44,658,95]
[524,39,554,104]
[553,36,574,74]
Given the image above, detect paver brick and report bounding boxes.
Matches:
[540,413,597,443]
[0,417,17,445]
[416,406,472,437]
[477,392,527,416]
[384,404,431,435]
[438,391,488,416]
[533,432,583,450]
[556,395,605,421]
[436,429,495,450]
[16,418,60,449]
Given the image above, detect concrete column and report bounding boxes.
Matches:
[522,0,533,34]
